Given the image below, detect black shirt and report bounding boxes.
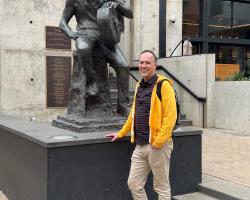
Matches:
[135,74,157,144]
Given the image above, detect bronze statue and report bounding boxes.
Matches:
[59,0,133,118]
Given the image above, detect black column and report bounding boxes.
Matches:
[159,0,166,57]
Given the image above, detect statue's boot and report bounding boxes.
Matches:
[116,67,130,117]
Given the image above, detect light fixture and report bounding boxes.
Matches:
[169,15,176,23]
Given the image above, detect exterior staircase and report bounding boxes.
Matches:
[173,178,250,200]
[109,73,192,126]
[179,114,192,126]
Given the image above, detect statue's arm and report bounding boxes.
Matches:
[116,3,133,19]
[59,0,77,39]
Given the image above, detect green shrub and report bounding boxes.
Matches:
[224,72,250,81]
[215,77,221,81]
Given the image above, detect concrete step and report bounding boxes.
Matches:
[199,180,250,200]
[111,96,134,104]
[173,192,219,200]
[111,102,132,108]
[109,81,118,89]
[110,89,135,96]
[179,119,192,126]
[180,113,186,120]
[108,78,117,83]
[108,73,116,78]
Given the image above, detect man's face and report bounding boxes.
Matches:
[139,52,157,81]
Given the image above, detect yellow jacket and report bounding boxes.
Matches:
[117,74,177,149]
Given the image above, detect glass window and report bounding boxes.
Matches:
[244,47,250,76]
[191,42,202,54]
[209,44,236,64]
[208,0,231,38]
[183,0,200,37]
[209,44,250,80]
[233,2,250,39]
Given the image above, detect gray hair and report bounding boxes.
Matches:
[140,50,157,63]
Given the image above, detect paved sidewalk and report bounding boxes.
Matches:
[202,128,250,188]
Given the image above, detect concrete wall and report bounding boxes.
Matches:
[0,0,132,121]
[166,0,182,57]
[158,55,215,127]
[158,55,208,127]
[116,0,133,64]
[0,0,68,121]
[132,0,159,59]
[0,0,183,121]
[131,0,182,59]
[213,82,250,132]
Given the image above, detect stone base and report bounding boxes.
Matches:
[52,114,126,133]
[0,114,202,200]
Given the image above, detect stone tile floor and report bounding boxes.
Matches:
[1,127,250,199]
[202,128,250,188]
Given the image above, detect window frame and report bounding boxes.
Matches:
[183,0,250,53]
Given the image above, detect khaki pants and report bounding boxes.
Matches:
[127,142,173,200]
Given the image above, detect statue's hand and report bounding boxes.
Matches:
[103,1,118,9]
[69,32,78,40]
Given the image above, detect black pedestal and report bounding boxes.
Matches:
[170,128,202,195]
[0,114,201,200]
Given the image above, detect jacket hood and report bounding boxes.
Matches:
[156,74,174,86]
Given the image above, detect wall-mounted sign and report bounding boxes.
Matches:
[46,56,71,108]
[46,26,71,50]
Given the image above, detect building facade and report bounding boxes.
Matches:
[130,0,250,77]
[183,0,250,78]
[0,0,250,124]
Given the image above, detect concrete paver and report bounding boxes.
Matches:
[202,128,250,188]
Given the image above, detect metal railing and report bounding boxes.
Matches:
[129,65,206,128]
[169,37,202,58]
[169,39,184,57]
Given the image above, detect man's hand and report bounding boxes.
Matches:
[150,145,161,151]
[105,133,119,142]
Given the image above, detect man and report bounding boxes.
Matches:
[106,50,177,200]
[59,0,133,116]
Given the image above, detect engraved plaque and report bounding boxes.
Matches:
[46,26,71,50]
[47,56,71,107]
